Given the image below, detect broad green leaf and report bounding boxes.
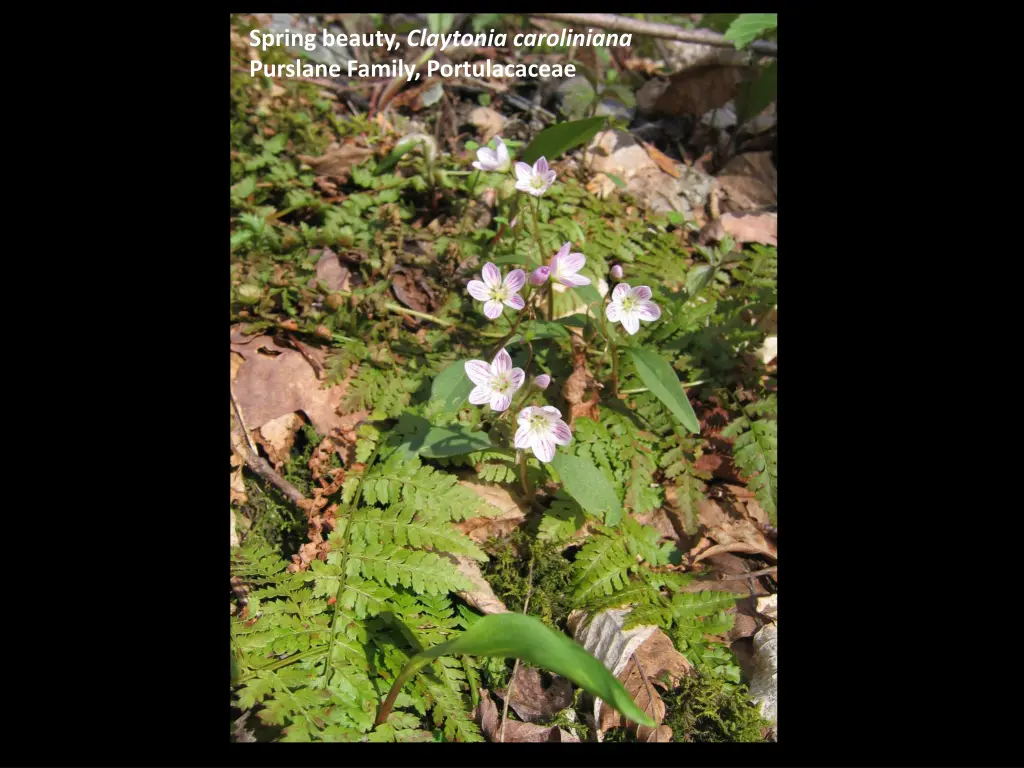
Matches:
[550,452,623,526]
[573,282,603,306]
[231,176,256,200]
[686,263,715,297]
[628,348,700,433]
[417,424,492,458]
[523,321,570,341]
[415,613,655,728]
[521,117,607,165]
[430,360,474,412]
[737,61,777,124]
[722,13,778,49]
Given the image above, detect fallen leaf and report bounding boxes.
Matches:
[698,211,777,247]
[454,480,528,544]
[297,141,372,179]
[390,267,437,315]
[690,497,777,563]
[640,140,681,179]
[469,106,506,145]
[586,172,617,200]
[496,666,574,723]
[230,327,353,437]
[449,553,508,615]
[254,413,305,468]
[653,64,753,117]
[716,151,777,212]
[477,689,578,742]
[308,247,351,293]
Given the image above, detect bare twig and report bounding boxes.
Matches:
[631,652,661,741]
[499,555,535,743]
[234,438,308,509]
[230,386,258,456]
[530,13,777,58]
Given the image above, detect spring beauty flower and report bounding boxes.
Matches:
[515,406,572,462]
[529,266,551,286]
[472,136,511,173]
[605,283,662,335]
[548,242,591,287]
[514,156,556,197]
[610,264,625,280]
[467,262,526,319]
[533,374,551,390]
[464,348,525,412]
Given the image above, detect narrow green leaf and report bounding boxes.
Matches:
[606,172,627,189]
[376,139,418,175]
[417,613,656,728]
[628,348,700,433]
[521,117,607,165]
[550,452,623,526]
[417,424,492,458]
[722,13,778,49]
[430,360,474,412]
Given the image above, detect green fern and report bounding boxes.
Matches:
[722,395,777,525]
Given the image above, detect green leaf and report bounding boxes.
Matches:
[430,360,474,412]
[413,613,655,728]
[418,425,492,458]
[606,172,627,189]
[523,321,570,341]
[549,452,623,526]
[427,13,455,35]
[573,283,603,306]
[722,13,778,49]
[627,348,700,433]
[231,176,256,201]
[521,117,607,166]
[737,61,777,124]
[376,139,418,175]
[686,264,715,297]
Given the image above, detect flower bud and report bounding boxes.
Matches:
[534,374,551,390]
[610,263,625,280]
[529,266,551,286]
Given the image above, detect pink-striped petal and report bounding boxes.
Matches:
[534,157,550,175]
[490,393,512,412]
[515,178,535,193]
[550,421,573,445]
[514,425,532,449]
[621,312,640,335]
[494,140,510,165]
[492,347,512,373]
[469,384,493,405]
[464,360,493,386]
[504,294,525,310]
[558,251,586,274]
[534,374,551,390]
[517,407,536,425]
[531,436,556,463]
[612,283,631,301]
[514,162,533,181]
[539,406,563,419]
[557,272,591,287]
[553,242,571,262]
[606,302,621,322]
[632,286,653,301]
[483,300,504,319]
[503,268,526,293]
[481,262,502,288]
[509,368,526,391]
[637,301,661,321]
[543,171,557,185]
[467,280,491,301]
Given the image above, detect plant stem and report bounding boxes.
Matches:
[519,450,534,504]
[375,656,432,727]
[383,302,455,326]
[611,342,620,398]
[529,196,547,272]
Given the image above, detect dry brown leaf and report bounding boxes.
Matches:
[653,64,752,117]
[640,140,681,179]
[691,497,777,563]
[230,328,352,437]
[254,413,304,468]
[297,142,372,179]
[477,690,578,742]
[469,106,506,145]
[308,248,351,293]
[454,480,528,543]
[449,554,507,615]
[391,267,437,315]
[698,211,777,247]
[597,629,693,740]
[716,151,777,213]
[586,172,617,200]
[497,667,574,723]
[230,465,248,506]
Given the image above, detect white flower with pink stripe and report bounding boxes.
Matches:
[515,406,573,463]
[548,242,591,287]
[464,348,525,412]
[605,283,661,335]
[514,157,556,197]
[467,262,526,320]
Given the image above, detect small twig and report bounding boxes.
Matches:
[230,386,258,456]
[530,13,777,57]
[499,555,535,743]
[236,439,308,509]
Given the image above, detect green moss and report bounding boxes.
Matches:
[662,673,770,743]
[481,530,575,631]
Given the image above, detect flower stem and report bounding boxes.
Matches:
[529,196,546,273]
[519,450,535,505]
[611,342,620,399]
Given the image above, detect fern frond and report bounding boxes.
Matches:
[346,539,473,596]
